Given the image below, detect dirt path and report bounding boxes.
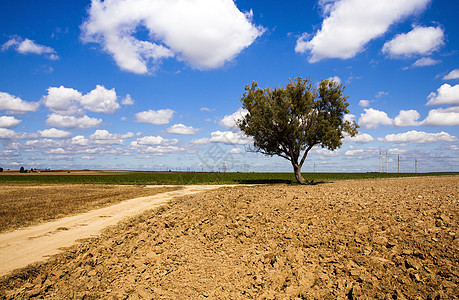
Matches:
[0,185,233,277]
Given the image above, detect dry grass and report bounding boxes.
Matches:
[0,184,180,233]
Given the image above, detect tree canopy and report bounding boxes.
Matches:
[238,77,358,184]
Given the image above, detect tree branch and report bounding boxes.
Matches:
[299,143,316,168]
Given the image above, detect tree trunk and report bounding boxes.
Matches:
[293,164,307,185]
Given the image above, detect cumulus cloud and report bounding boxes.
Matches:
[38,128,72,139]
[229,147,243,154]
[133,135,178,146]
[358,100,370,107]
[327,76,341,84]
[209,130,252,145]
[426,84,459,106]
[81,0,264,74]
[80,85,120,114]
[42,86,83,116]
[88,129,126,145]
[343,132,374,143]
[382,26,444,57]
[0,128,36,140]
[358,108,393,129]
[382,130,457,143]
[121,94,134,105]
[410,57,441,67]
[422,107,459,126]
[0,92,40,114]
[130,135,182,154]
[46,113,102,129]
[2,36,59,60]
[0,116,21,128]
[393,110,421,126]
[135,109,174,125]
[295,0,429,62]
[43,85,121,115]
[167,124,200,135]
[219,108,248,131]
[443,69,459,80]
[344,114,355,123]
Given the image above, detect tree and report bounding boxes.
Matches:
[238,77,358,184]
[19,166,25,173]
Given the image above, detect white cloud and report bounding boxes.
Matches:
[0,129,36,140]
[209,130,252,145]
[382,26,444,57]
[443,69,459,80]
[343,132,374,143]
[358,100,370,107]
[133,135,178,146]
[130,136,183,155]
[393,109,421,126]
[135,109,174,125]
[121,94,134,105]
[71,135,89,146]
[295,0,429,62]
[358,108,393,129]
[410,57,441,67]
[422,107,459,126]
[0,128,17,139]
[43,85,120,115]
[80,85,120,114]
[167,124,199,135]
[38,128,72,139]
[344,114,355,122]
[46,113,102,129]
[229,147,243,154]
[426,84,459,106]
[42,86,83,116]
[200,107,212,112]
[88,129,124,145]
[0,116,21,128]
[2,36,59,60]
[382,130,457,144]
[81,0,264,74]
[219,108,248,131]
[0,92,39,114]
[327,76,341,84]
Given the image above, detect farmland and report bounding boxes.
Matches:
[1,176,457,298]
[0,170,457,185]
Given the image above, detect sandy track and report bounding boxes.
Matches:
[0,185,232,277]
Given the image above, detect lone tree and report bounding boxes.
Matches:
[238,77,358,184]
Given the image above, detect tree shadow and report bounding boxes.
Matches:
[236,179,328,185]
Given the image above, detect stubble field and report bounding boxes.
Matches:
[0,176,458,299]
[0,185,179,233]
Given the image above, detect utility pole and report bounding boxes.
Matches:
[379,149,382,173]
[415,159,417,173]
[314,163,316,173]
[386,150,388,173]
[397,154,400,173]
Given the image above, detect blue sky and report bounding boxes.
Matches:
[0,0,458,173]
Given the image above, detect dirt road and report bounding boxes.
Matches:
[0,185,232,277]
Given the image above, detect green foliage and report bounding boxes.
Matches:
[19,166,25,173]
[238,77,359,183]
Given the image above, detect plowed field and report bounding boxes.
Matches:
[1,176,458,299]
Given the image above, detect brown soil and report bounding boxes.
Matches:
[1,176,458,299]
